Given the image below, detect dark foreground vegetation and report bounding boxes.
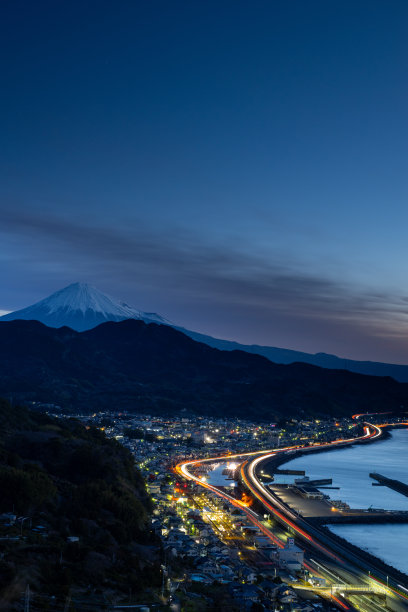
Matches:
[0,319,408,419]
[0,398,159,610]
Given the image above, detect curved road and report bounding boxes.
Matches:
[240,428,408,609]
[176,420,408,610]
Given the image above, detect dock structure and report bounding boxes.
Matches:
[274,468,305,475]
[270,483,408,523]
[294,477,333,486]
[370,473,408,498]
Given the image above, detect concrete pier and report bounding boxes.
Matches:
[370,472,408,498]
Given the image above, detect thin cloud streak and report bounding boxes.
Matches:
[1,207,408,363]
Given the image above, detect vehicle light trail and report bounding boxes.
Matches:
[241,457,313,541]
[331,594,350,610]
[368,574,408,602]
[352,412,392,420]
[175,419,408,609]
[240,422,408,606]
[176,421,381,553]
[242,455,345,563]
[175,455,286,548]
[239,422,382,563]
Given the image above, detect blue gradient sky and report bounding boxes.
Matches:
[1,1,407,362]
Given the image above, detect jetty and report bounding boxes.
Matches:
[370,472,408,498]
[274,468,305,475]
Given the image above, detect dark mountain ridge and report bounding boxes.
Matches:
[0,319,407,419]
[182,328,408,383]
[3,282,408,382]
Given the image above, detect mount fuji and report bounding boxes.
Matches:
[0,282,170,332]
[2,282,408,382]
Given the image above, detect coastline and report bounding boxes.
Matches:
[262,426,408,579]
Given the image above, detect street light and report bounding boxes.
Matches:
[20,517,31,536]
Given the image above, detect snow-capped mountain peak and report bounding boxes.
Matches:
[0,283,171,331]
[39,283,139,317]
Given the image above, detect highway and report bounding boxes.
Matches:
[240,424,408,611]
[176,421,408,610]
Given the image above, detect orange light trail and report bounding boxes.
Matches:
[242,455,344,562]
[240,459,313,541]
[175,458,285,548]
[175,421,404,603]
[369,574,408,602]
[331,594,350,609]
[352,411,392,420]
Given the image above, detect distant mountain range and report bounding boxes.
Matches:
[0,318,407,419]
[2,282,408,382]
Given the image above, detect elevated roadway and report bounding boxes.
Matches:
[175,420,408,610]
[240,424,408,610]
[176,421,408,609]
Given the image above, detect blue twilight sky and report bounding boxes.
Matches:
[0,1,407,363]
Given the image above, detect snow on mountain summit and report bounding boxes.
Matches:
[40,283,141,317]
[0,283,171,331]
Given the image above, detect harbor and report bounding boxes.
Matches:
[269,481,408,523]
[274,428,408,575]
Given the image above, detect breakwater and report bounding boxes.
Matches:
[282,428,408,576]
[370,472,408,498]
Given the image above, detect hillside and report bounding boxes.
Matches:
[181,328,408,383]
[4,282,408,382]
[0,319,407,419]
[0,398,157,609]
